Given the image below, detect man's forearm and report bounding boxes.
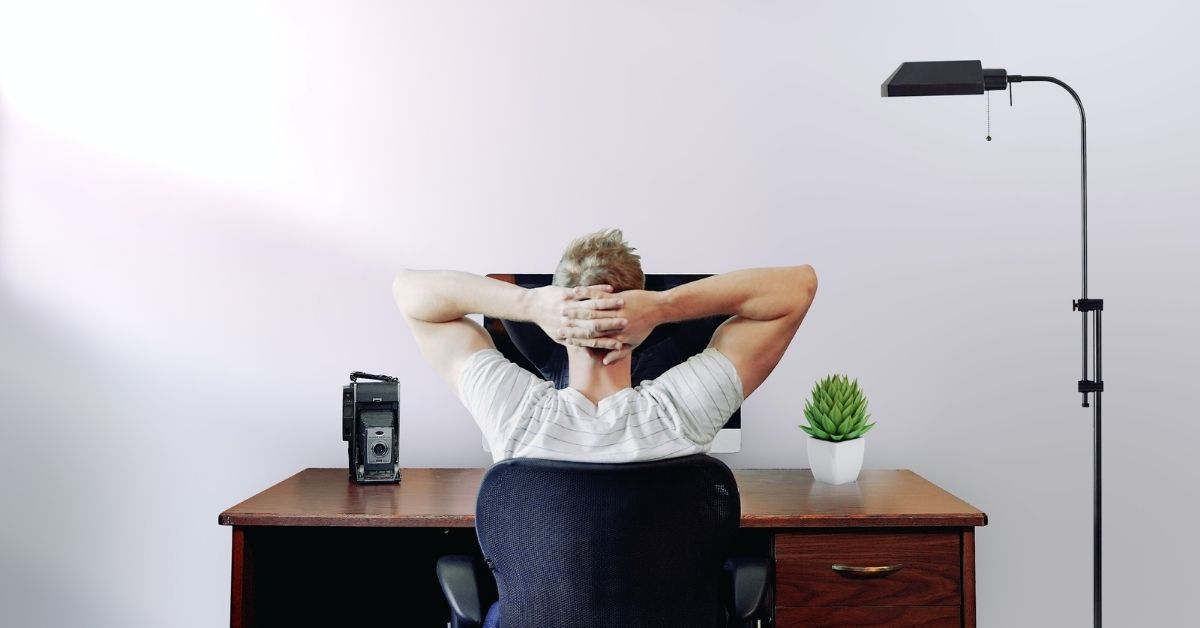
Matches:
[392,270,532,323]
[656,266,817,324]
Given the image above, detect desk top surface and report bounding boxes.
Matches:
[219,468,986,529]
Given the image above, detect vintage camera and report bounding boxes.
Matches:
[342,371,401,483]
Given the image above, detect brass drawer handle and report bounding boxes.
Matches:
[831,563,904,576]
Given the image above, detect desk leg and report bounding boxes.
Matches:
[962,527,976,628]
[231,526,255,628]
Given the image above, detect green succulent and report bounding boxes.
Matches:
[800,374,875,442]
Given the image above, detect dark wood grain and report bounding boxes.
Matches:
[218,468,987,528]
[776,605,961,627]
[738,469,986,528]
[219,468,484,527]
[775,530,961,607]
[963,527,976,627]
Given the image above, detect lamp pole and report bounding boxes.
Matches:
[883,62,1104,628]
[1009,75,1104,628]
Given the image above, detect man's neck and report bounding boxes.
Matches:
[566,347,632,404]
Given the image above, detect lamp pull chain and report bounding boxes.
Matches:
[986,90,991,141]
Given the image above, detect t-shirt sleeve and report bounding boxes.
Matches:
[457,349,544,444]
[641,347,744,445]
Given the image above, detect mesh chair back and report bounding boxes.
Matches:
[475,454,740,628]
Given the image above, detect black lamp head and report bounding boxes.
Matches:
[882,60,1008,97]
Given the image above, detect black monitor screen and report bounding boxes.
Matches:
[483,274,740,430]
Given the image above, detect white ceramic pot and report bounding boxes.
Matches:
[806,437,865,485]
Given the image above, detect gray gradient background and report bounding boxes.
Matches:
[1,1,1197,626]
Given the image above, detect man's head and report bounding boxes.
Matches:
[552,228,645,293]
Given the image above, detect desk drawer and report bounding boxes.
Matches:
[775,530,961,607]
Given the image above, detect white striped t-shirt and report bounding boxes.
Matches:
[458,347,744,463]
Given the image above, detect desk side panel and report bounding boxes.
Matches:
[963,527,976,627]
[230,527,254,628]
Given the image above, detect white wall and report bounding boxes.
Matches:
[1,1,1197,625]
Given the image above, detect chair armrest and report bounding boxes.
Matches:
[436,555,488,628]
[724,556,773,623]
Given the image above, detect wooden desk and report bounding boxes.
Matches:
[220,468,985,627]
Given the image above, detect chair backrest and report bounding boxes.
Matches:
[475,454,740,628]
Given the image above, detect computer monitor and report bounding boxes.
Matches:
[482,273,742,453]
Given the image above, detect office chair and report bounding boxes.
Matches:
[436,454,772,628]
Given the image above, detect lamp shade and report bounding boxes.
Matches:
[882,60,1008,97]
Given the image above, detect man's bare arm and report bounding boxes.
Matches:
[392,270,623,391]
[563,266,818,396]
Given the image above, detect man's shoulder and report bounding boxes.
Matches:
[639,348,744,404]
[644,348,737,383]
[459,349,553,395]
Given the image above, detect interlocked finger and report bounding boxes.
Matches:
[562,306,595,320]
[565,337,623,350]
[558,318,626,339]
[588,317,626,333]
[571,285,615,300]
[561,299,624,320]
[569,296,624,311]
[558,326,592,340]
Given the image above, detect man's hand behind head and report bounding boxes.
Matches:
[561,289,664,365]
[529,284,625,347]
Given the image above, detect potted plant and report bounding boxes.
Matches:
[800,374,875,485]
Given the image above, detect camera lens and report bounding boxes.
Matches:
[372,443,388,457]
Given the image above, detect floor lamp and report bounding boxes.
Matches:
[881,60,1104,628]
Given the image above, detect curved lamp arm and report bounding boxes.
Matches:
[1009,76,1087,297]
[1008,75,1098,410]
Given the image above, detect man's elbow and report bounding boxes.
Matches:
[785,265,817,318]
[392,270,416,315]
[791,264,817,301]
[800,264,817,293]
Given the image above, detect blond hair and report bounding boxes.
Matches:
[552,228,645,293]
